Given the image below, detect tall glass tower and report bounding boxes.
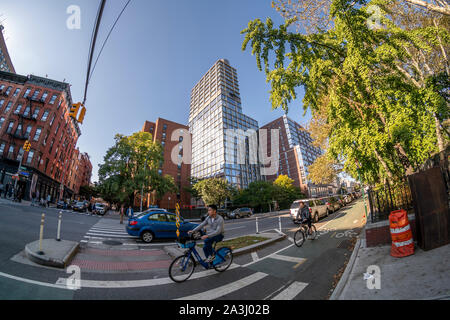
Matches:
[189,59,262,189]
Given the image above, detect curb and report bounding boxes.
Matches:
[24,240,79,269]
[329,236,362,300]
[163,232,287,259]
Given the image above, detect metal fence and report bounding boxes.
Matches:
[367,180,414,223]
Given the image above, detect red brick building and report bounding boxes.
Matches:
[139,118,191,209]
[0,70,90,201]
[65,148,93,196]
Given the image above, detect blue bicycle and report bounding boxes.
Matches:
[169,232,233,283]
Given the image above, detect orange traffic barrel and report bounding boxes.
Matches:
[389,210,414,257]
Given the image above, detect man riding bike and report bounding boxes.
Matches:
[188,204,224,263]
[296,201,312,235]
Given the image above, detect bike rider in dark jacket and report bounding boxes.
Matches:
[296,201,312,232]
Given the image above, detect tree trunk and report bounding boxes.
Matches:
[373,149,394,180]
[394,144,414,175]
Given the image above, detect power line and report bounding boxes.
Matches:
[83,0,107,105]
[89,0,132,82]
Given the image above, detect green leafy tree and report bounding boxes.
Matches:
[98,132,174,207]
[273,175,305,209]
[79,185,99,200]
[242,0,449,185]
[193,178,234,207]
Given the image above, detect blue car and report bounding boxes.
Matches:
[126,210,199,243]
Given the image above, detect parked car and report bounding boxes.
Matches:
[290,198,328,223]
[337,195,346,207]
[228,207,252,219]
[126,210,199,243]
[344,194,353,204]
[327,196,342,212]
[200,208,230,221]
[56,200,68,209]
[93,203,107,216]
[72,201,88,212]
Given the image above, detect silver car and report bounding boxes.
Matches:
[290,198,328,223]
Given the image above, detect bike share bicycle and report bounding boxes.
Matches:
[169,231,233,283]
[293,219,317,247]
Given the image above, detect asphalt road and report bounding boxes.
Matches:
[0,198,367,300]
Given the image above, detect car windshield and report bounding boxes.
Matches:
[290,202,300,209]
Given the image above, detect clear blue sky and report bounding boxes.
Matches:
[2,0,311,182]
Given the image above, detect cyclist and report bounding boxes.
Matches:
[188,204,225,263]
[296,201,312,235]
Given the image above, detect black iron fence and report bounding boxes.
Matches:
[367,180,414,223]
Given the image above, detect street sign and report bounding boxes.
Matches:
[19,172,29,176]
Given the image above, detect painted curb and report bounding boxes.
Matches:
[329,237,362,300]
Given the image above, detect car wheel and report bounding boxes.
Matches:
[141,231,154,243]
[326,209,330,217]
[236,214,240,219]
[314,213,319,223]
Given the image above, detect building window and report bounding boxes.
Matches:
[17,148,24,161]
[15,124,22,136]
[13,104,22,114]
[4,102,12,113]
[57,99,63,110]
[49,114,56,127]
[23,88,31,98]
[0,142,5,156]
[0,117,4,129]
[32,107,40,119]
[40,91,48,102]
[33,128,42,142]
[7,146,14,158]
[5,86,12,96]
[49,139,55,154]
[41,110,50,121]
[55,123,60,135]
[44,158,49,172]
[0,99,4,110]
[6,121,14,134]
[42,131,48,145]
[31,90,40,100]
[26,150,34,164]
[25,125,32,139]
[23,106,31,117]
[13,88,20,97]
[49,95,57,104]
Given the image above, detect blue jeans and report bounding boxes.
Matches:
[203,234,224,259]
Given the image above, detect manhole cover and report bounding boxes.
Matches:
[103,240,122,246]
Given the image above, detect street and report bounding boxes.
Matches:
[0,198,366,300]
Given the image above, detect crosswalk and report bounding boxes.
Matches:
[80,218,138,244]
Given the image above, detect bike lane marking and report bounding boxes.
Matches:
[0,271,74,290]
[175,272,268,300]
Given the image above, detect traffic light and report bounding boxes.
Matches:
[77,105,86,124]
[23,140,31,152]
[69,103,82,119]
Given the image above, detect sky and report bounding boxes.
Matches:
[1,0,311,182]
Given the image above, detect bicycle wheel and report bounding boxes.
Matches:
[294,229,306,247]
[308,225,317,240]
[213,247,233,272]
[169,255,196,283]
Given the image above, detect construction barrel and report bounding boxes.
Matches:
[389,209,415,258]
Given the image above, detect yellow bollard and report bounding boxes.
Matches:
[38,213,45,255]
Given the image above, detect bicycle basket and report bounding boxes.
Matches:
[178,241,195,249]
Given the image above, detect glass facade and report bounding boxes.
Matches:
[189,59,262,189]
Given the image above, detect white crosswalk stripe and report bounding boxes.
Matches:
[82,219,139,241]
[271,281,309,300]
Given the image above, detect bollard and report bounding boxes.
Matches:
[56,211,62,241]
[256,217,259,234]
[37,213,45,255]
[279,216,282,233]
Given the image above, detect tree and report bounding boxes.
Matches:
[273,175,305,209]
[307,154,342,185]
[79,185,99,200]
[193,178,234,207]
[232,181,276,212]
[97,132,174,207]
[242,0,449,185]
[183,177,202,204]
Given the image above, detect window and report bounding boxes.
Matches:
[44,158,49,172]
[0,85,4,91]
[0,142,5,155]
[40,91,48,102]
[41,110,49,121]
[15,124,22,136]
[17,148,24,161]
[13,104,22,114]
[5,86,12,95]
[31,90,40,100]
[55,123,60,135]
[7,146,14,158]
[26,150,34,164]
[6,121,14,134]
[49,139,55,154]
[49,95,57,104]
[23,88,31,98]
[23,106,31,117]
[148,213,168,222]
[32,107,40,119]
[33,128,42,142]
[4,102,12,113]
[13,88,20,97]
[57,99,63,110]
[0,99,4,109]
[42,131,48,145]
[49,114,56,127]
[25,125,32,139]
[0,117,4,129]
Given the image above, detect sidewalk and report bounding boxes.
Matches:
[331,229,450,300]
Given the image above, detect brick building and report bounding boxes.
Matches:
[0,70,90,201]
[64,148,93,196]
[261,115,331,197]
[0,25,15,73]
[140,118,191,209]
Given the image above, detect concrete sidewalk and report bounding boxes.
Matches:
[331,232,450,300]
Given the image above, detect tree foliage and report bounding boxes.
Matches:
[193,178,234,207]
[97,132,176,207]
[242,0,449,186]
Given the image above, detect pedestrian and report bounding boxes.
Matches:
[47,194,51,207]
[4,183,9,198]
[126,205,134,219]
[31,192,36,206]
[120,204,124,224]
